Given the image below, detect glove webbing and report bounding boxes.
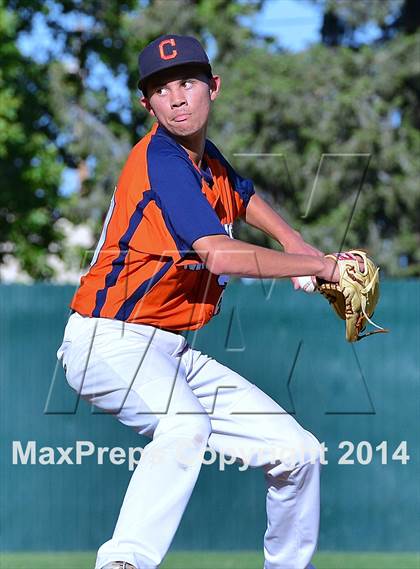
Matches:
[358,265,388,338]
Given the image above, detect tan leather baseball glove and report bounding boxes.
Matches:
[317,250,389,342]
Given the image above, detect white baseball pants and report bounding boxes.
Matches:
[57,313,321,569]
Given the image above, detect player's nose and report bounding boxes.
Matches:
[170,88,187,108]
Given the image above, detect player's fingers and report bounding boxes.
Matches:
[291,277,300,290]
[354,253,365,272]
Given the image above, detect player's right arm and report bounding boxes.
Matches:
[193,235,339,282]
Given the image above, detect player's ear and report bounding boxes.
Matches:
[140,96,155,117]
[209,75,221,101]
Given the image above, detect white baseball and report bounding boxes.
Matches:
[297,275,316,294]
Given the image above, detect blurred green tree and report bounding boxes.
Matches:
[209,31,420,275]
[211,0,419,275]
[3,0,419,278]
[0,1,64,279]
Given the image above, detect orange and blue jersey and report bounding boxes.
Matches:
[70,123,254,330]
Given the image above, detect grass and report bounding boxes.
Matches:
[0,551,419,569]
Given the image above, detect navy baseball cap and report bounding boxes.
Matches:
[138,34,212,92]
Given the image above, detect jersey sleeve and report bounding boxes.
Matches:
[147,143,227,258]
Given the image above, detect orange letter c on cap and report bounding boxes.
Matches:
[159,38,177,60]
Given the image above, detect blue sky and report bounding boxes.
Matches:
[251,0,321,51]
[256,0,382,48]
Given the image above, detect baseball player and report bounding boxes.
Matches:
[57,35,340,569]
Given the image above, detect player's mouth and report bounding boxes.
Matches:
[173,113,191,122]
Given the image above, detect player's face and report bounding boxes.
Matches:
[140,66,221,139]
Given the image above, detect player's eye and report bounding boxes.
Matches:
[182,79,194,89]
[154,86,168,96]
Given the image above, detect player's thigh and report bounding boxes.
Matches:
[59,316,207,438]
[185,349,320,466]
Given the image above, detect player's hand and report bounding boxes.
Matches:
[317,256,340,283]
[282,236,324,290]
[317,253,365,284]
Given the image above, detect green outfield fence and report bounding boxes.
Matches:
[0,280,419,552]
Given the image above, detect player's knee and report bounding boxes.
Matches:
[170,415,211,468]
[159,414,211,447]
[269,429,321,470]
[290,431,321,468]
[299,430,322,465]
[282,430,321,466]
[188,415,212,447]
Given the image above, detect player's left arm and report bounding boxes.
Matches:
[243,193,323,288]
